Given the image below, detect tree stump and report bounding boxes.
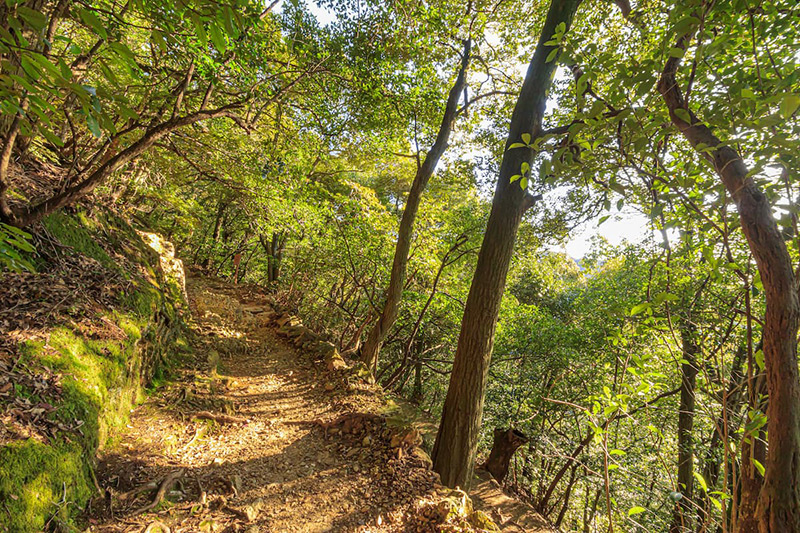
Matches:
[484,427,529,483]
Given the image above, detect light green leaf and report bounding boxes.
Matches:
[78,8,107,39]
[628,506,646,516]
[752,458,765,477]
[693,471,708,492]
[781,94,800,119]
[669,47,686,58]
[16,7,47,31]
[674,108,692,123]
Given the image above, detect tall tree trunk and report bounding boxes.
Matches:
[431,0,583,489]
[202,199,228,268]
[670,324,699,533]
[360,40,471,373]
[267,230,286,283]
[659,17,800,532]
[735,372,768,533]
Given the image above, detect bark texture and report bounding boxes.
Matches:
[431,0,583,489]
[670,326,699,533]
[658,19,800,533]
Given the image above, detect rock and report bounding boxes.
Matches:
[315,341,337,357]
[409,446,433,469]
[241,304,271,314]
[350,361,375,384]
[324,382,335,392]
[275,315,300,328]
[325,351,348,371]
[468,510,501,531]
[390,428,422,448]
[243,498,263,521]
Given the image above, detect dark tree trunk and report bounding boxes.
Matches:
[268,231,286,283]
[670,325,699,533]
[484,428,529,483]
[659,18,800,532]
[431,0,583,490]
[361,40,471,373]
[411,358,423,404]
[202,199,227,268]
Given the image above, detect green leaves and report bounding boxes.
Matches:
[16,6,47,31]
[509,132,534,149]
[0,223,35,273]
[78,8,108,39]
[627,506,646,516]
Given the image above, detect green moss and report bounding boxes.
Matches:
[41,212,117,271]
[0,439,91,532]
[1,209,187,531]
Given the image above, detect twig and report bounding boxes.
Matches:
[192,411,248,424]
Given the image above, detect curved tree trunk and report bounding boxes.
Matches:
[659,17,800,532]
[361,40,472,373]
[431,0,583,490]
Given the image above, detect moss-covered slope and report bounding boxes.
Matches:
[0,209,188,532]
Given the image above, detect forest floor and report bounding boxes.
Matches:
[85,275,551,533]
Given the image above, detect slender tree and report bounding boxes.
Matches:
[432,0,583,489]
[361,40,472,373]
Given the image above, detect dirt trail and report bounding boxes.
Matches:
[88,275,553,533]
[89,276,445,532]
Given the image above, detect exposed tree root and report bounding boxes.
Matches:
[131,469,185,517]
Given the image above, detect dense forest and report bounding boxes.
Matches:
[1,0,799,531]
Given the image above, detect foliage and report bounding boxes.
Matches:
[0,222,34,272]
[0,0,798,530]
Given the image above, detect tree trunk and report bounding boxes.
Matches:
[202,199,227,268]
[267,230,286,283]
[735,372,768,533]
[659,19,800,532]
[431,0,583,490]
[670,325,699,533]
[484,428,529,483]
[360,40,471,373]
